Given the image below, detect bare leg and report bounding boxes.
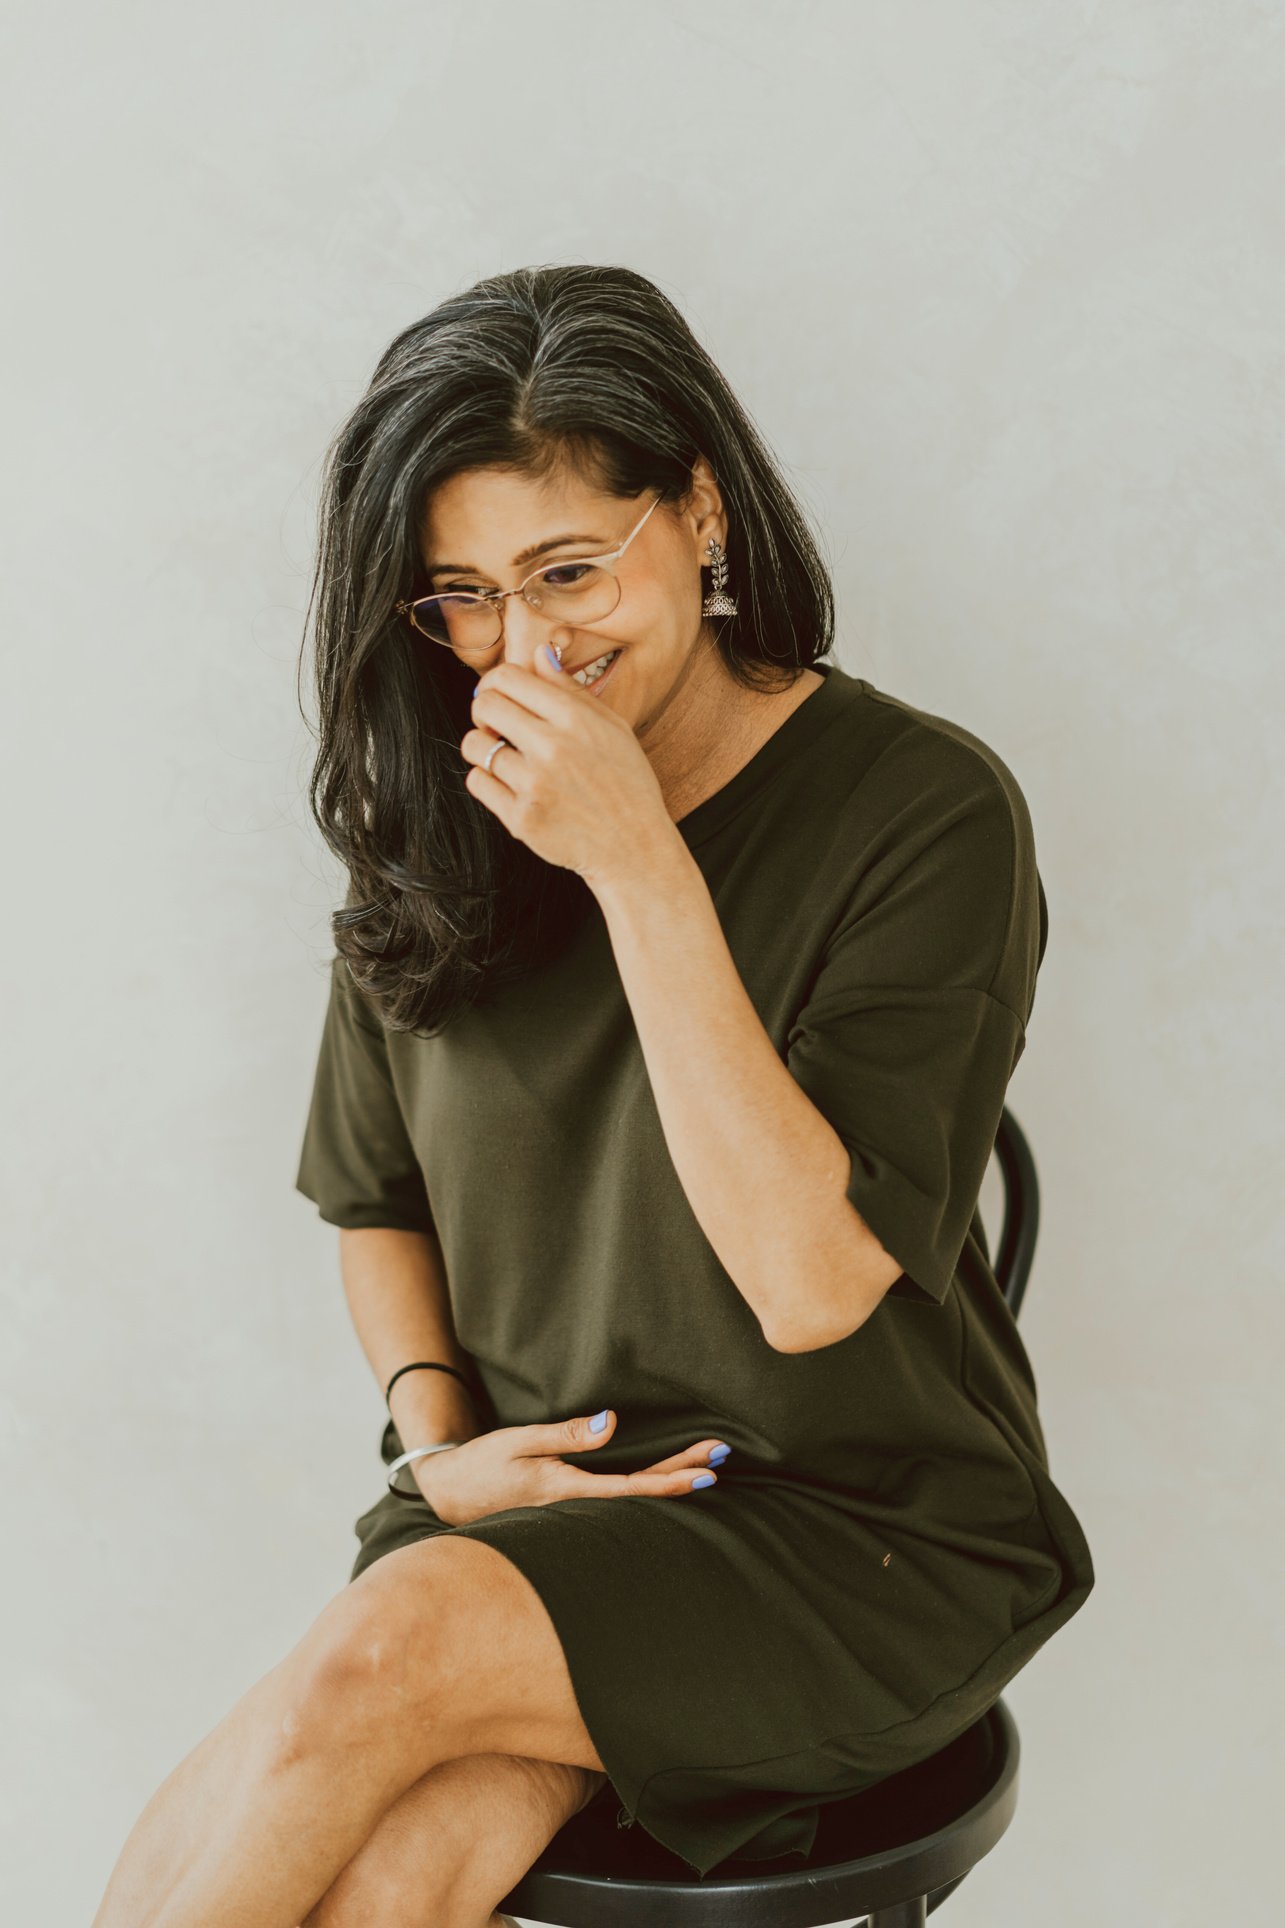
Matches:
[90,1628,450,1928]
[92,1537,610,1928]
[302,1753,608,1928]
[443,1757,608,1928]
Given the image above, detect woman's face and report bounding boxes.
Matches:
[417,456,728,727]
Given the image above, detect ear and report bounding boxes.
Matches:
[686,454,727,557]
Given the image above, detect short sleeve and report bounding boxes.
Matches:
[784,736,1045,1307]
[294,954,436,1235]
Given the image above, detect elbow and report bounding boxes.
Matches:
[761,1243,905,1355]
[763,1307,871,1355]
[763,1323,826,1356]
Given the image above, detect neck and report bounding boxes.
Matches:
[637,649,823,823]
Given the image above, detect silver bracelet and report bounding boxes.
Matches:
[387,1439,467,1496]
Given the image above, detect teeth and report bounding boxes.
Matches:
[572,650,619,687]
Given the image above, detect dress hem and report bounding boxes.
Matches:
[448,1508,1094,1883]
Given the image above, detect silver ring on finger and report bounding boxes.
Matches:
[482,735,509,775]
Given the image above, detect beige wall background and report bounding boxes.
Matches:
[3,2,1280,1921]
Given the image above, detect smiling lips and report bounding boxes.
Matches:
[569,648,623,693]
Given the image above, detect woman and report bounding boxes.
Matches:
[93,263,1094,1925]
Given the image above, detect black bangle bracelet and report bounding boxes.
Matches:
[385,1360,475,1410]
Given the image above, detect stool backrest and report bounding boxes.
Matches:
[989,1106,1039,1321]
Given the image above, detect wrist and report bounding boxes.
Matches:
[388,1372,483,1449]
[410,1442,460,1508]
[590,816,698,917]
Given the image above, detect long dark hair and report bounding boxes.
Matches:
[298,262,836,1035]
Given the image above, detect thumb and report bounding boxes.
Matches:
[517,1406,616,1457]
[567,1406,616,1449]
[571,1403,613,1449]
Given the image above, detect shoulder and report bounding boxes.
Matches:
[825,673,1047,1011]
[841,677,1034,832]
[325,951,392,1043]
[821,676,1035,882]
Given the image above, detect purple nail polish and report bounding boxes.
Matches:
[691,1472,716,1489]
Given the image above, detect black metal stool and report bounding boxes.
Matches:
[497,1106,1041,1928]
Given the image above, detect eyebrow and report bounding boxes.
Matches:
[427,533,608,578]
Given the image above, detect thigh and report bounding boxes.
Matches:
[332,1533,610,1776]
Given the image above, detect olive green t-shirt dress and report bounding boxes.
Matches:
[294,660,1095,1880]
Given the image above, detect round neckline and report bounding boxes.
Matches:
[674,660,853,848]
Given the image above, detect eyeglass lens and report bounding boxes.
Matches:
[410,562,623,649]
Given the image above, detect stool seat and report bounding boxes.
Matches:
[497,1697,1020,1928]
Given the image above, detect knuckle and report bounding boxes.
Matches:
[527,1458,562,1501]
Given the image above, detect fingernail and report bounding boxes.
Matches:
[473,680,480,694]
[691,1472,716,1489]
[542,643,563,671]
[589,1409,610,1433]
[708,1445,731,1466]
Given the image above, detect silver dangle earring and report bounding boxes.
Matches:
[701,536,739,617]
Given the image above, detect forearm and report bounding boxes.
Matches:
[593,829,900,1352]
[338,1226,485,1444]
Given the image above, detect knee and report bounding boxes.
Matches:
[273,1589,435,1765]
[300,1848,449,1928]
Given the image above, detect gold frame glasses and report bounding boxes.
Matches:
[394,493,663,653]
